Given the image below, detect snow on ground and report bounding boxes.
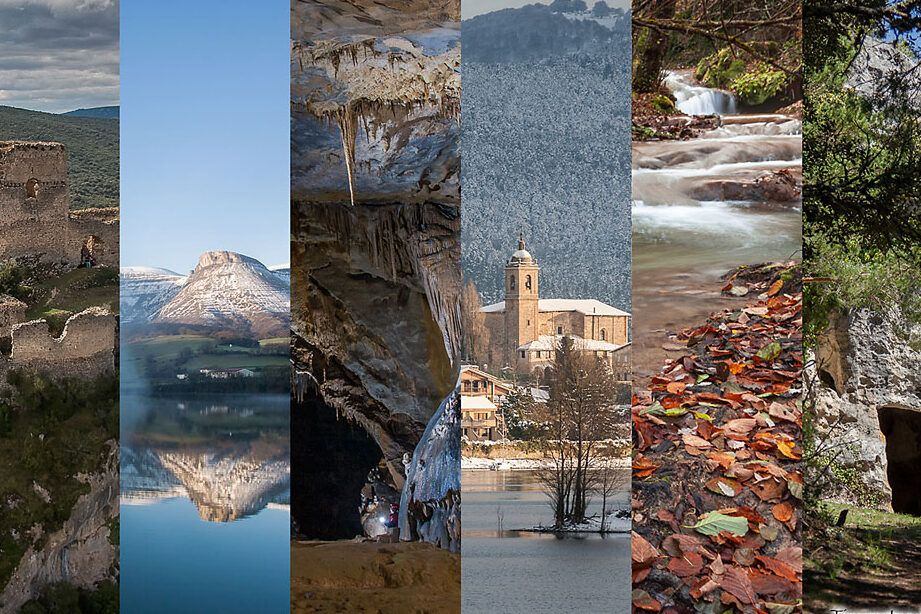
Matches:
[526,511,631,534]
[461,455,630,471]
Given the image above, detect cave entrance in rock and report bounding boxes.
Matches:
[292,395,391,539]
[878,405,921,516]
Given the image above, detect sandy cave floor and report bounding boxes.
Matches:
[291,540,461,614]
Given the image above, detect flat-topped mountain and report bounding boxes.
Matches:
[121,251,290,338]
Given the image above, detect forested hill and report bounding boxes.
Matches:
[0,105,118,209]
[462,3,627,63]
[461,3,632,311]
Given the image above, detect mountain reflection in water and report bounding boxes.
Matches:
[120,394,290,521]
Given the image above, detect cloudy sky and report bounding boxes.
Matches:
[0,0,119,113]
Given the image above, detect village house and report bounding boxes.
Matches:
[460,366,518,440]
[481,234,631,378]
[199,367,256,379]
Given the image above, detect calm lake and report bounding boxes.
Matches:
[120,393,289,613]
[461,469,631,613]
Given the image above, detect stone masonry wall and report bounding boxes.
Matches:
[0,308,116,385]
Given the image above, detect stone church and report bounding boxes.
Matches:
[481,234,630,378]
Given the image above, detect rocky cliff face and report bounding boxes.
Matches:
[0,443,118,614]
[291,201,460,488]
[809,308,921,510]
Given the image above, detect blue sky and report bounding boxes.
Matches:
[121,0,289,273]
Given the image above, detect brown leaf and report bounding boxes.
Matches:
[666,381,687,394]
[772,502,793,523]
[632,531,660,568]
[756,555,800,581]
[682,433,712,449]
[720,566,757,605]
[660,533,704,557]
[706,477,743,497]
[768,401,798,422]
[632,589,663,612]
[751,478,786,503]
[767,279,784,297]
[774,546,802,569]
[667,551,704,577]
[724,418,757,434]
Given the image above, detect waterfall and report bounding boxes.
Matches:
[664,71,737,116]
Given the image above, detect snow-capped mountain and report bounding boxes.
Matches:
[121,251,290,338]
[120,266,188,324]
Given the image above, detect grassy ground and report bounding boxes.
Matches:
[23,267,118,334]
[805,502,921,613]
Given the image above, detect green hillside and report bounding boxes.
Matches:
[0,105,118,210]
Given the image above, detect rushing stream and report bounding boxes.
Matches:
[632,71,802,380]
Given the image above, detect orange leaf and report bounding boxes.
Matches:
[768,279,784,296]
[666,381,687,395]
[772,502,793,522]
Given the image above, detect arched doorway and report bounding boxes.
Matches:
[25,178,40,199]
[81,235,104,267]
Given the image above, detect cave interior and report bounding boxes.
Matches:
[291,394,395,539]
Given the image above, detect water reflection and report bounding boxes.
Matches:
[121,394,290,522]
[120,393,290,613]
[461,469,630,613]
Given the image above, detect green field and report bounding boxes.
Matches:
[0,105,118,210]
[125,334,288,377]
[24,267,118,333]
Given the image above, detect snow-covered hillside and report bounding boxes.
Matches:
[120,266,188,324]
[121,251,291,337]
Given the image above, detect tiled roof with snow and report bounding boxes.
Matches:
[518,335,628,353]
[461,396,498,410]
[481,299,629,317]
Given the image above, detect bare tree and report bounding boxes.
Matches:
[538,337,618,528]
[460,278,489,364]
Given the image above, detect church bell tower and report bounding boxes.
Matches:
[504,232,540,366]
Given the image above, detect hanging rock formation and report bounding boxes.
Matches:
[291,0,462,549]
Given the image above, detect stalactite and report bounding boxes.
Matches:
[336,105,358,207]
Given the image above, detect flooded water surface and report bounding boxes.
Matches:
[461,469,630,614]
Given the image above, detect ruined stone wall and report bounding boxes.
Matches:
[0,143,70,264]
[0,297,27,340]
[67,208,120,267]
[5,308,116,381]
[0,142,120,269]
[810,308,921,510]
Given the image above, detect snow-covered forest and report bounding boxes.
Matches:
[461,4,632,310]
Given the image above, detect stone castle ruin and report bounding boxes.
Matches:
[0,142,118,385]
[0,142,118,268]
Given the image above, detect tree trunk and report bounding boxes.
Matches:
[632,0,678,93]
